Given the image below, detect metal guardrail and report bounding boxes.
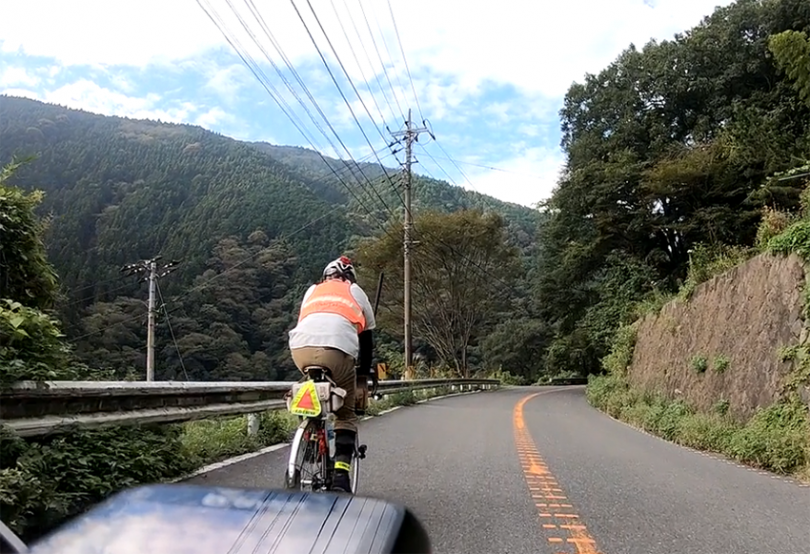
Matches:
[0,378,500,437]
[549,377,588,386]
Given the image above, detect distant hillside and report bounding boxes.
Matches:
[0,96,540,295]
[249,141,542,256]
[0,95,545,381]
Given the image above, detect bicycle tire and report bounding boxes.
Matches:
[350,436,361,494]
[285,418,323,491]
[287,421,363,494]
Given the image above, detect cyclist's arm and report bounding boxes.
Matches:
[358,328,374,376]
[351,284,376,376]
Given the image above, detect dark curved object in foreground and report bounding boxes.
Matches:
[24,484,431,554]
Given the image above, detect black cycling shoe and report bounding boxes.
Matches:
[332,472,351,493]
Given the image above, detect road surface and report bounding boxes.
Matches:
[185,386,810,554]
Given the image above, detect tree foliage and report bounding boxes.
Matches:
[0,157,59,310]
[769,30,810,105]
[537,0,810,376]
[357,210,521,377]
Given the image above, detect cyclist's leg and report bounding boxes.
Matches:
[290,346,356,491]
[323,351,357,492]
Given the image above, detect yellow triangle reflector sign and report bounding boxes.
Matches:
[289,380,322,417]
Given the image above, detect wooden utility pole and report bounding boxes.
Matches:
[390,109,429,373]
[145,260,157,380]
[121,256,179,381]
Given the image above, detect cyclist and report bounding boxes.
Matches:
[288,255,376,493]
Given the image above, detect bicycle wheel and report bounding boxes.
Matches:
[350,436,361,494]
[285,418,325,491]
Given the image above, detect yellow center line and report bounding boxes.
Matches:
[514,392,603,554]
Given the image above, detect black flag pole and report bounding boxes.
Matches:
[373,271,384,316]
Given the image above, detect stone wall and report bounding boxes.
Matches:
[628,252,807,421]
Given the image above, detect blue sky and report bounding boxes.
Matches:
[0,0,734,208]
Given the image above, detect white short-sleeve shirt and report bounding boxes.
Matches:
[288,282,377,359]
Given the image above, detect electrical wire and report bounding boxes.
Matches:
[386,0,423,122]
[156,280,190,381]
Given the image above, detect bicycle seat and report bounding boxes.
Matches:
[303,365,334,379]
[24,484,432,554]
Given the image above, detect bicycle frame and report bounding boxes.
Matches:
[284,365,365,493]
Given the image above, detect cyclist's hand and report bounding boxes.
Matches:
[368,367,379,396]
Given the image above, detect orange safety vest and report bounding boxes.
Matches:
[298,279,367,333]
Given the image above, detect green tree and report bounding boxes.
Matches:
[479,318,551,381]
[0,159,102,384]
[357,210,522,377]
[74,231,303,382]
[769,30,810,105]
[535,0,810,375]
[0,157,59,310]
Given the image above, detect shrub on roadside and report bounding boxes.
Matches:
[756,206,796,248]
[0,424,192,541]
[678,242,754,301]
[586,375,810,476]
[178,411,298,469]
[486,368,528,385]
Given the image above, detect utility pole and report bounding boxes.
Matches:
[121,256,180,381]
[390,109,431,374]
[146,260,157,381]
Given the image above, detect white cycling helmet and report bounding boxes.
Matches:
[323,255,357,283]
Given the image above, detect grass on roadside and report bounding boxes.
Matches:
[179,410,297,469]
[586,374,810,479]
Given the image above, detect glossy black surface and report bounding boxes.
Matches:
[28,484,429,554]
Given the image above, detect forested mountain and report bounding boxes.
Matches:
[536,0,810,376]
[0,96,542,380]
[3,0,805,386]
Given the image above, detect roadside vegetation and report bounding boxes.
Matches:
[587,375,809,477]
[586,180,810,481]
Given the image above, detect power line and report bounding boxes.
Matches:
[365,0,410,118]
[415,142,499,214]
[424,151,549,179]
[237,0,383,202]
[291,0,403,214]
[300,0,407,208]
[197,0,396,225]
[329,0,393,131]
[120,256,180,381]
[356,0,405,119]
[338,0,403,124]
[156,280,189,381]
[390,109,430,373]
[228,0,399,219]
[386,0,423,122]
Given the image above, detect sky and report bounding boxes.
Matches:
[0,0,736,209]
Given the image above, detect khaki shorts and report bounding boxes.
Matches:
[291,346,357,433]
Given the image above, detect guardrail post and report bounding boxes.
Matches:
[247,413,260,436]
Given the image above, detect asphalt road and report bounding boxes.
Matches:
[185,386,810,554]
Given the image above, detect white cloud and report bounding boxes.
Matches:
[0,0,734,96]
[1,87,39,99]
[195,106,231,127]
[0,0,737,206]
[435,146,566,208]
[4,79,201,124]
[0,66,40,87]
[204,63,251,100]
